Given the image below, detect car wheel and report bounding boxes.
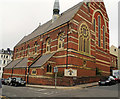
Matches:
[99,84,101,86]
[10,83,12,86]
[15,83,17,87]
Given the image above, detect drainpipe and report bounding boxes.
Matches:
[11,67,13,78]
[66,22,69,69]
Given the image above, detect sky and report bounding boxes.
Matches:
[0,0,119,50]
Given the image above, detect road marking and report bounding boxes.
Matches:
[37,89,47,92]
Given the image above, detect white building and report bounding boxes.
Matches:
[0,48,13,78]
[118,46,120,70]
[110,45,119,69]
[110,45,118,56]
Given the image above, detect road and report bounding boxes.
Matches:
[2,84,119,97]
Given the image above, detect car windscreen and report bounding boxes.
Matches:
[100,77,108,81]
[16,78,22,80]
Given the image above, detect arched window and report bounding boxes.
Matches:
[34,41,38,53]
[58,33,64,49]
[47,64,52,72]
[93,18,96,32]
[21,47,23,56]
[98,16,101,47]
[27,45,30,55]
[103,26,105,49]
[46,38,51,52]
[79,23,89,54]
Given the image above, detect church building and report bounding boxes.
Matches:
[3,0,111,86]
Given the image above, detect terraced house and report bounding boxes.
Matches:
[3,0,111,86]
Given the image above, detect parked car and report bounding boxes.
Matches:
[112,76,120,83]
[10,77,26,87]
[98,76,116,86]
[4,79,9,85]
[1,78,5,84]
[6,77,14,85]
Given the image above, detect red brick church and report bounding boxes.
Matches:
[3,0,111,86]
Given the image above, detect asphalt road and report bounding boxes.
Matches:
[2,83,119,97]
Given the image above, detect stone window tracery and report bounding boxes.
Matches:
[58,33,64,50]
[79,23,89,54]
[46,38,51,53]
[34,41,38,53]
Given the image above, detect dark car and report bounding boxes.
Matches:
[1,78,5,84]
[10,77,26,87]
[98,76,116,86]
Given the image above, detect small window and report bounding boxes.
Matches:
[58,33,64,49]
[1,55,3,58]
[3,60,6,64]
[47,64,52,72]
[46,38,51,52]
[0,60,2,65]
[31,69,37,75]
[27,45,30,55]
[114,49,116,51]
[6,56,8,58]
[35,47,37,53]
[16,49,18,52]
[34,41,38,53]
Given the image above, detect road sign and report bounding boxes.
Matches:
[54,67,58,73]
[64,68,77,77]
[54,67,58,88]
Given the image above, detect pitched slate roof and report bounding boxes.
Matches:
[16,2,83,46]
[31,53,55,68]
[5,58,23,69]
[14,58,28,68]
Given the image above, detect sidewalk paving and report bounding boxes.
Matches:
[26,82,98,89]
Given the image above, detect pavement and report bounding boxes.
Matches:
[26,82,98,89]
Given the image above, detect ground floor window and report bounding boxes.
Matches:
[47,64,52,72]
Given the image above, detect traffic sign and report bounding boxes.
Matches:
[54,67,58,73]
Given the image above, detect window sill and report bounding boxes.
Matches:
[57,48,64,51]
[46,72,53,74]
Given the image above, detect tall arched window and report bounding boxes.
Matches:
[93,18,96,32]
[34,41,38,53]
[58,33,64,49]
[79,23,89,54]
[21,47,23,56]
[103,26,105,49]
[46,38,51,52]
[27,45,30,56]
[98,16,101,47]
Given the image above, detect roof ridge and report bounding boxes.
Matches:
[16,2,83,46]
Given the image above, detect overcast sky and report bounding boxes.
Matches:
[0,0,119,50]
